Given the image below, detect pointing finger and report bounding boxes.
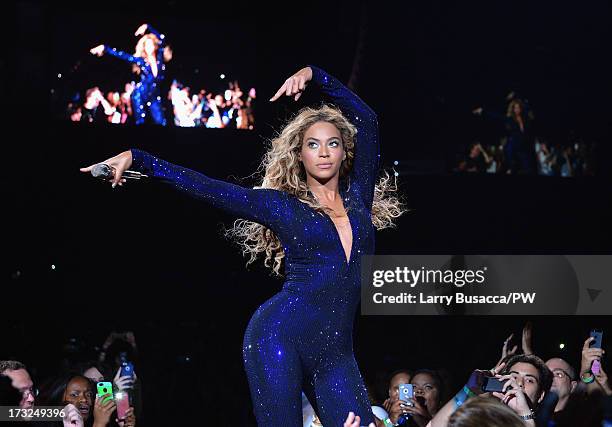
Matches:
[269,82,287,102]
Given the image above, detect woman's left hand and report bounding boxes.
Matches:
[403,398,431,426]
[270,67,313,102]
[134,24,148,36]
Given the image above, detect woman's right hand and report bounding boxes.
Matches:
[134,24,148,37]
[93,395,116,427]
[80,150,132,187]
[90,45,105,56]
[269,66,313,102]
[383,397,406,424]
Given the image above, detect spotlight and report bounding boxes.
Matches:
[220,74,225,79]
[559,343,565,349]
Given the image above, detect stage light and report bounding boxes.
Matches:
[394,172,399,177]
[220,74,225,79]
[51,264,56,270]
[559,343,565,349]
[394,160,399,166]
[57,73,62,79]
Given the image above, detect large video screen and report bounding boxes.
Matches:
[51,11,256,129]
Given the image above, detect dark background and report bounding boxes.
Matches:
[2,1,611,425]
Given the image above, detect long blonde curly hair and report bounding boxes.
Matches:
[225,104,406,275]
[132,33,172,75]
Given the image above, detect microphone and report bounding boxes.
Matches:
[91,163,148,181]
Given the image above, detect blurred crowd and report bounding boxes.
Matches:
[2,324,610,427]
[455,139,598,177]
[454,93,599,177]
[66,80,256,129]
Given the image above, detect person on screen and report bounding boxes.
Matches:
[90,23,171,126]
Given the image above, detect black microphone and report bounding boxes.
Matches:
[91,163,148,181]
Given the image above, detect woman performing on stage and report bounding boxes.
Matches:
[90,23,171,126]
[473,98,536,174]
[80,66,404,426]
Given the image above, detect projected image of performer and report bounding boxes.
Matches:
[90,23,171,125]
[473,97,536,175]
[80,65,405,426]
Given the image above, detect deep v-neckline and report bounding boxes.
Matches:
[307,187,355,266]
[324,189,355,266]
[146,57,158,78]
[328,211,354,265]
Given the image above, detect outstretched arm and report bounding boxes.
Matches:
[90,43,143,65]
[270,65,379,210]
[473,107,507,122]
[104,46,143,64]
[311,66,379,210]
[80,150,289,231]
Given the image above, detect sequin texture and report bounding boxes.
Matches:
[131,66,379,426]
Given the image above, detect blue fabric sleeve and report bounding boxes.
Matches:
[130,149,289,231]
[309,65,379,211]
[103,46,144,65]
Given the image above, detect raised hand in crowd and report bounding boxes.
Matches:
[401,395,432,426]
[113,367,136,391]
[343,411,375,427]
[495,322,534,368]
[93,394,116,427]
[62,403,84,427]
[581,335,607,394]
[491,375,535,426]
[117,407,136,427]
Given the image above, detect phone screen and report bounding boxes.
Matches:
[398,383,413,402]
[120,362,135,379]
[482,377,506,393]
[96,382,114,403]
[590,329,603,349]
[115,392,130,420]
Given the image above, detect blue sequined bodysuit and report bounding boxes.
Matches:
[130,66,378,426]
[104,26,167,125]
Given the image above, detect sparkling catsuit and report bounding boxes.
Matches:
[130,66,378,426]
[104,26,167,125]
